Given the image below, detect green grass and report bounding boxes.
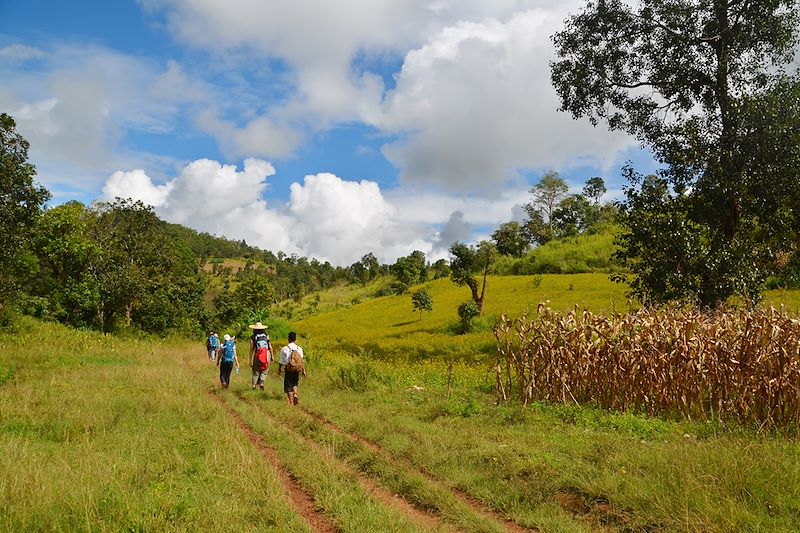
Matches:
[235,391,508,533]
[286,273,800,531]
[295,357,800,531]
[221,389,433,532]
[5,273,800,532]
[495,226,622,275]
[0,318,306,532]
[296,273,631,361]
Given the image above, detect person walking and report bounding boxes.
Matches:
[206,331,219,362]
[248,322,272,390]
[217,334,239,389]
[277,331,305,406]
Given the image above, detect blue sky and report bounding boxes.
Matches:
[0,0,658,265]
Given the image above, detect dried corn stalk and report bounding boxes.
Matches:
[494,304,800,431]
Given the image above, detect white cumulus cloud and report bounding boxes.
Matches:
[103,169,173,206]
[378,9,634,191]
[140,0,631,188]
[100,158,532,264]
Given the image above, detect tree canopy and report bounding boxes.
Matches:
[552,0,800,305]
[449,241,496,315]
[0,113,50,310]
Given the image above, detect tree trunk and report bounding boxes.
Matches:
[713,0,740,241]
[477,262,490,316]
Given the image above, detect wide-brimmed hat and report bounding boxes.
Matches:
[248,321,268,330]
[223,334,231,341]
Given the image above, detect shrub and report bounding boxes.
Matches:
[457,300,480,333]
[328,360,377,392]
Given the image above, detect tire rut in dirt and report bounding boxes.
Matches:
[297,406,535,533]
[236,392,459,532]
[209,391,339,533]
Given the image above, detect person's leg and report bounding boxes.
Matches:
[251,370,258,389]
[221,361,233,388]
[284,373,292,404]
[285,372,299,405]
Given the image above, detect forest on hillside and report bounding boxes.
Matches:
[4,0,800,335]
[1,111,626,337]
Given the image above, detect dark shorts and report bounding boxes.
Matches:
[283,371,300,393]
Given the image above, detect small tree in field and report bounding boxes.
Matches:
[411,288,433,321]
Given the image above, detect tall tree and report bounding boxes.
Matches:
[391,250,427,293]
[552,194,594,237]
[90,199,203,332]
[0,113,50,310]
[552,0,800,305]
[582,176,606,205]
[29,202,101,327]
[449,241,496,315]
[524,170,569,243]
[430,259,450,279]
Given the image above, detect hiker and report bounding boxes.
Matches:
[206,331,219,362]
[216,334,239,389]
[277,331,305,406]
[248,321,273,390]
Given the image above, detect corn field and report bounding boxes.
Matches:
[494,303,800,430]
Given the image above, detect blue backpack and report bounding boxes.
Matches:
[221,340,236,363]
[208,335,219,348]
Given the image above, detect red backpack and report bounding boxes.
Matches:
[253,333,271,371]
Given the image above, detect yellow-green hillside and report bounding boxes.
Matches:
[296,273,627,360]
[296,273,800,361]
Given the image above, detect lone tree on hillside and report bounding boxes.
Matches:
[449,241,497,316]
[411,288,433,321]
[0,113,50,310]
[552,0,800,305]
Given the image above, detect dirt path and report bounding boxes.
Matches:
[298,406,534,533]
[209,391,339,533]
[197,348,530,533]
[236,393,459,532]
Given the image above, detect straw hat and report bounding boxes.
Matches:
[248,321,268,330]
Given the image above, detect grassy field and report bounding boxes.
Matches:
[0,319,308,532]
[3,274,800,531]
[294,273,632,362]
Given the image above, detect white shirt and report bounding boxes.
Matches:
[279,342,304,366]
